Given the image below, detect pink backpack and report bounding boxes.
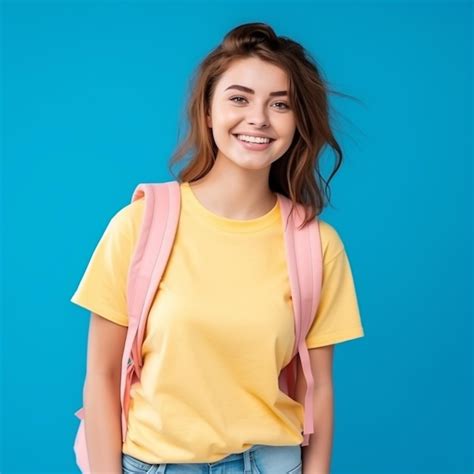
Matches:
[73,180,323,473]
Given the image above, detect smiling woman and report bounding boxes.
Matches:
[71,21,364,474]
[167,22,359,228]
[202,56,298,184]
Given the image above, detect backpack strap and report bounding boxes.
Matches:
[119,180,181,442]
[277,194,323,446]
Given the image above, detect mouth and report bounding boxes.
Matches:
[232,134,276,143]
[231,134,276,151]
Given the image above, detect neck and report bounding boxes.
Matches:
[187,157,277,220]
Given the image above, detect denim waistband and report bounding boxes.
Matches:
[206,444,261,466]
[124,443,301,471]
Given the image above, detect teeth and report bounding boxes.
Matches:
[236,134,271,144]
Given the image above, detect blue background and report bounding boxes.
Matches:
[2,1,472,473]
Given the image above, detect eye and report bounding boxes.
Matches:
[273,102,290,110]
[229,96,248,104]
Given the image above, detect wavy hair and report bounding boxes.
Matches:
[168,22,359,229]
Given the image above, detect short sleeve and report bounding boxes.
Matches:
[70,198,145,327]
[305,222,365,349]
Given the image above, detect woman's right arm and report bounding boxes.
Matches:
[83,312,128,474]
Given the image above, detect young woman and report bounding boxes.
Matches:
[71,22,364,474]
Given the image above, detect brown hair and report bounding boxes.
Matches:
[168,22,359,229]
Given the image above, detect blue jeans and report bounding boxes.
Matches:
[122,444,302,473]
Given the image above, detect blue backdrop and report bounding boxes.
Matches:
[2,1,472,473]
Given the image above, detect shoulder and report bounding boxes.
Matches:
[113,196,145,223]
[317,218,346,264]
[105,197,145,243]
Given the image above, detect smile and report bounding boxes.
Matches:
[234,134,274,144]
[232,134,275,151]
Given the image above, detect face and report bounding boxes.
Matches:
[206,56,296,171]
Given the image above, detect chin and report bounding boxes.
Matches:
[230,157,276,171]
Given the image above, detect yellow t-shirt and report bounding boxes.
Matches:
[71,181,364,464]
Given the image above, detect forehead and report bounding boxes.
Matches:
[216,57,289,92]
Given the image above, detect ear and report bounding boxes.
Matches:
[206,112,212,128]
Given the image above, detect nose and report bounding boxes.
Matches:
[246,104,269,128]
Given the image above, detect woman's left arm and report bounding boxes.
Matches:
[299,344,334,474]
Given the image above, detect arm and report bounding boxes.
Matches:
[296,344,334,474]
[83,312,128,474]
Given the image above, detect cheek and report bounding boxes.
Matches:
[212,116,241,139]
[275,121,297,150]
[212,102,239,121]
[278,116,296,135]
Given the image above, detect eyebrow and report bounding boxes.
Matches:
[224,84,288,97]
